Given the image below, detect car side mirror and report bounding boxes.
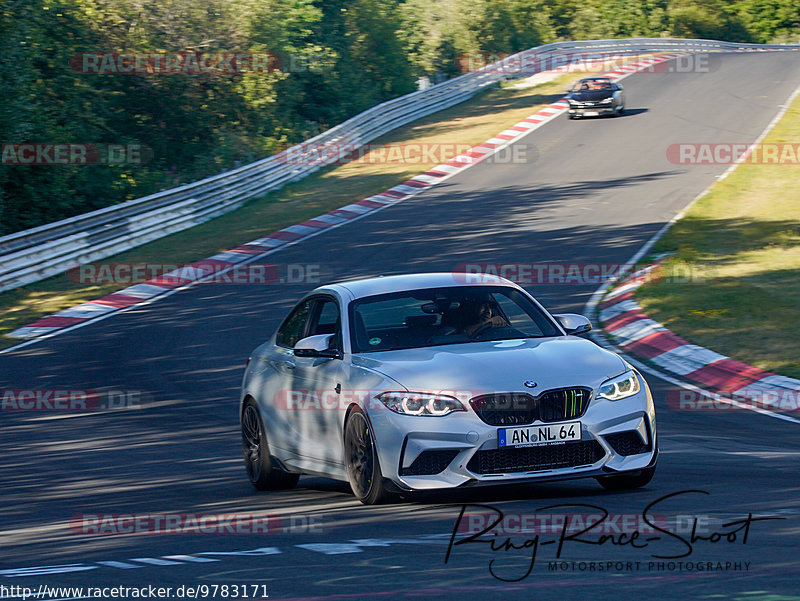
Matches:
[553,313,592,336]
[294,334,342,359]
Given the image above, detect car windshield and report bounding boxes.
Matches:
[573,79,611,92]
[349,285,561,353]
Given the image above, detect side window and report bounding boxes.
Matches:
[308,298,342,349]
[494,293,546,335]
[276,299,313,348]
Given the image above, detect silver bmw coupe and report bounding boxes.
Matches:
[240,273,657,504]
[566,77,625,119]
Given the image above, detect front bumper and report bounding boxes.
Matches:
[568,103,616,116]
[367,380,656,491]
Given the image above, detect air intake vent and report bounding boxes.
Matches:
[467,440,605,475]
[603,431,651,456]
[399,449,459,476]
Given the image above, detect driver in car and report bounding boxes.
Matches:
[456,298,508,336]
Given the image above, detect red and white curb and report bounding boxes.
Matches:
[7,54,682,342]
[600,261,800,402]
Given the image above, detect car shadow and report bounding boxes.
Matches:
[569,108,648,120]
[617,108,649,117]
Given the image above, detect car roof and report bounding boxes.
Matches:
[314,272,520,300]
[579,77,612,82]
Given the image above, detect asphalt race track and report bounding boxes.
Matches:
[2,53,800,600]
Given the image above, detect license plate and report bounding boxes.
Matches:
[583,111,599,116]
[498,421,581,448]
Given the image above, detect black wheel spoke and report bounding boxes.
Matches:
[346,413,375,498]
[242,406,262,481]
[241,401,299,492]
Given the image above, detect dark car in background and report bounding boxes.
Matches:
[566,77,625,119]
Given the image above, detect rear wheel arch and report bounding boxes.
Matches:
[241,394,257,417]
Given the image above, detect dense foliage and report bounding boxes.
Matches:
[1,0,797,234]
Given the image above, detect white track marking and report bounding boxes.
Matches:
[0,565,97,577]
[295,543,364,555]
[129,557,182,566]
[198,547,281,556]
[94,561,142,569]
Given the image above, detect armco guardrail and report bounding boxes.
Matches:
[1,38,798,293]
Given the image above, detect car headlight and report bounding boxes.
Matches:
[597,371,640,401]
[376,391,466,416]
[600,97,612,104]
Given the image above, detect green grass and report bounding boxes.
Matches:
[0,67,605,349]
[634,92,800,379]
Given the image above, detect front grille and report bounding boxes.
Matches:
[467,440,605,475]
[469,393,536,426]
[399,449,459,476]
[538,388,592,422]
[470,388,592,426]
[604,431,651,456]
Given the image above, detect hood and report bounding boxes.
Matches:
[570,90,612,102]
[352,337,627,395]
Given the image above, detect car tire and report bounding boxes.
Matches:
[344,407,393,505]
[596,465,655,491]
[242,399,300,491]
